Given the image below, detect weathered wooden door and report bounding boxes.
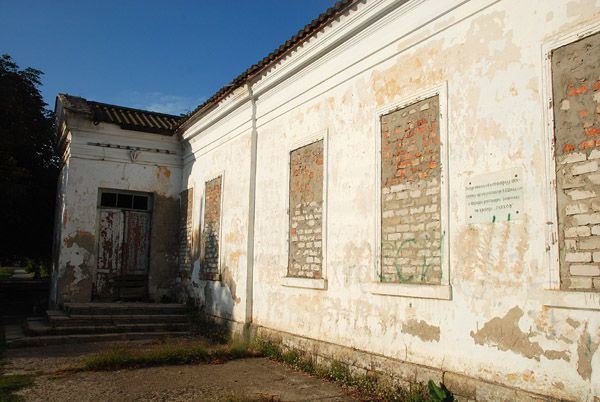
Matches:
[123,211,151,275]
[96,209,124,300]
[95,193,152,300]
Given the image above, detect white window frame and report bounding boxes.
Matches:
[542,21,600,311]
[366,82,451,300]
[199,171,225,282]
[282,129,328,291]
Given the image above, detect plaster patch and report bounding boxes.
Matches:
[567,317,581,328]
[402,319,440,342]
[63,230,95,254]
[576,322,600,380]
[543,349,570,362]
[470,307,545,360]
[157,165,172,179]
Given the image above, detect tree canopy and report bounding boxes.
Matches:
[0,54,58,263]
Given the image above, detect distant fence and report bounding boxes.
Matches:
[0,279,49,322]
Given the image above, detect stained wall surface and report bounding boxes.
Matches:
[51,114,182,305]
[180,96,253,322]
[179,0,600,400]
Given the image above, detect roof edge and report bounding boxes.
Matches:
[58,93,181,119]
[176,0,359,133]
[57,93,182,136]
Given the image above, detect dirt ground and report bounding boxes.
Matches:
[3,340,359,402]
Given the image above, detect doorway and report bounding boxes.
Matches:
[95,189,152,301]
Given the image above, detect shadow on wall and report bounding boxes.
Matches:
[185,229,236,319]
[190,261,235,320]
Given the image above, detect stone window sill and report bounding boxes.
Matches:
[365,282,452,300]
[543,290,600,311]
[281,276,328,290]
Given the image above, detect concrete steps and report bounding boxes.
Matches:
[62,302,188,316]
[6,302,193,347]
[25,318,189,336]
[46,311,189,326]
[6,330,192,348]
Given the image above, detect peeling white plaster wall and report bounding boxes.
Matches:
[180,0,600,399]
[52,114,182,305]
[181,95,253,322]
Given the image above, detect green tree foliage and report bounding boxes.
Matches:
[0,54,58,263]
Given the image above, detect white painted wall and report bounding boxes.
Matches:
[181,0,600,399]
[182,92,253,322]
[52,112,182,304]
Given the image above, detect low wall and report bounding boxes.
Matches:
[201,312,565,402]
[252,325,566,402]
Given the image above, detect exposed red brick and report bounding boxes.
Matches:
[201,177,222,279]
[578,139,595,150]
[567,84,588,96]
[288,140,324,279]
[179,188,194,272]
[585,127,600,137]
[380,96,441,285]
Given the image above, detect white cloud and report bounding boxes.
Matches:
[116,91,203,115]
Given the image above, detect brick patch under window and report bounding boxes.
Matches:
[380,96,441,284]
[288,140,324,279]
[201,177,222,281]
[552,31,600,291]
[178,188,193,272]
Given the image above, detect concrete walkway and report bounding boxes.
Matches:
[10,268,34,279]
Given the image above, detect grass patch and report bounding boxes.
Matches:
[81,339,257,371]
[252,338,451,402]
[0,374,34,402]
[0,330,35,402]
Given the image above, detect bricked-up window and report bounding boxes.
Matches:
[380,96,441,284]
[552,31,600,291]
[288,140,324,279]
[201,177,222,281]
[178,188,193,272]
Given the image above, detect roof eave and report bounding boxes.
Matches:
[176,0,358,133]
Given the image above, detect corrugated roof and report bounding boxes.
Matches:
[177,0,358,132]
[59,94,181,136]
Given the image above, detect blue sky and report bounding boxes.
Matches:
[1,1,337,115]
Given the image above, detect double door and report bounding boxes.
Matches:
[95,191,152,300]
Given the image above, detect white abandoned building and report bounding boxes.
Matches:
[49,0,600,400]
